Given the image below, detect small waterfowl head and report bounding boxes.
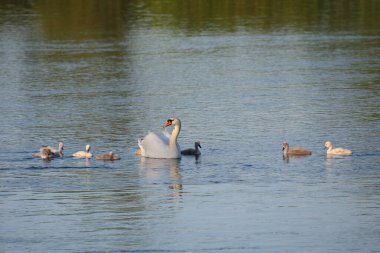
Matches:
[195,141,202,149]
[282,142,289,151]
[324,141,332,149]
[85,144,91,152]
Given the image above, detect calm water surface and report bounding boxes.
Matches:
[1,1,380,252]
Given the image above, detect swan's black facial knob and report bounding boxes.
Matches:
[164,119,173,127]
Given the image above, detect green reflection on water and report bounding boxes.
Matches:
[1,0,379,40]
[141,0,380,34]
[32,0,133,41]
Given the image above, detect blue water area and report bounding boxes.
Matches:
[0,1,379,252]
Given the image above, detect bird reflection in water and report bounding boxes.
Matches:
[282,154,309,164]
[139,157,182,199]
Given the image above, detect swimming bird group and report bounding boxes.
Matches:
[136,117,351,159]
[282,141,352,157]
[34,117,352,161]
[34,143,121,161]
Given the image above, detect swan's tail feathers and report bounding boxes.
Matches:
[138,138,143,149]
[138,138,145,156]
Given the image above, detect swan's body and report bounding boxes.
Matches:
[72,144,92,158]
[181,141,201,155]
[138,118,181,159]
[47,142,64,158]
[282,142,311,156]
[96,151,121,161]
[34,146,53,160]
[325,141,352,156]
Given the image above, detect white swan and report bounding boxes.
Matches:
[72,144,92,159]
[138,118,182,159]
[324,141,352,156]
[181,141,201,155]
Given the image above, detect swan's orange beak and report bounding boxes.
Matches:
[164,119,173,127]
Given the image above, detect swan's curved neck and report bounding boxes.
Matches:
[169,123,181,148]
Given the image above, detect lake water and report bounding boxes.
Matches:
[1,1,380,252]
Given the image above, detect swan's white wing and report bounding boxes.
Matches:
[139,131,175,158]
[142,131,169,145]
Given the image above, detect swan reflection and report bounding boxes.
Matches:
[139,157,182,197]
[325,154,352,168]
[282,154,309,163]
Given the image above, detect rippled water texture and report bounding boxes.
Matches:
[1,1,380,252]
